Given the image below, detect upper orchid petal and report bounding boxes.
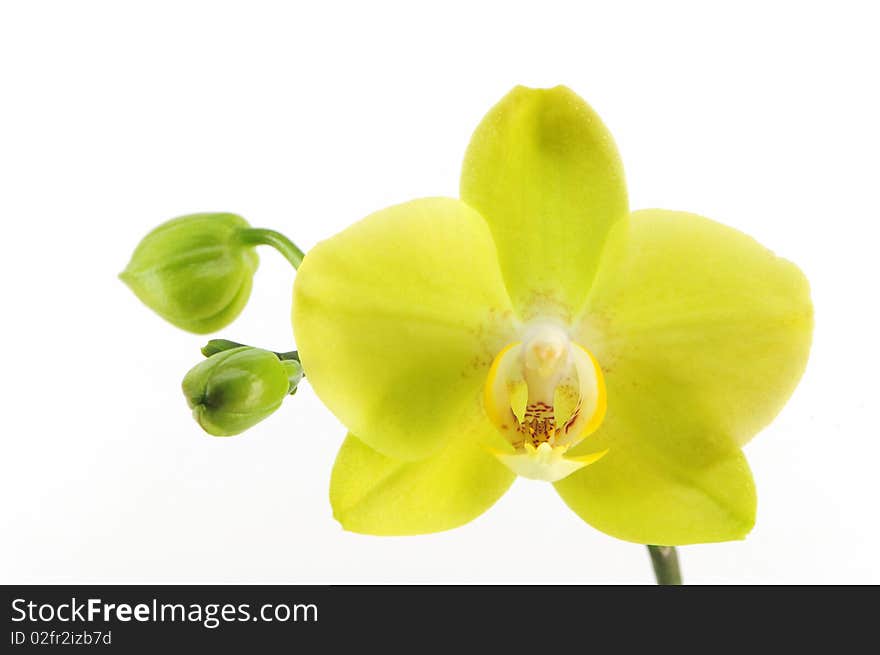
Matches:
[460,85,628,321]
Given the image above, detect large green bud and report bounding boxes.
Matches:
[120,213,259,334]
[182,347,303,436]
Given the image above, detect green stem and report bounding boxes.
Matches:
[201,338,300,363]
[237,227,305,269]
[647,545,682,585]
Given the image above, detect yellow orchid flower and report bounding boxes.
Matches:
[295,85,811,546]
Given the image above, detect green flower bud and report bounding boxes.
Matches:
[120,213,259,334]
[182,347,303,436]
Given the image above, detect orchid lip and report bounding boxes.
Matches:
[483,321,607,482]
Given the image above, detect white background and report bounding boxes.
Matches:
[2,0,878,584]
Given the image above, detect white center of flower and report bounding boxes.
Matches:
[483,321,607,482]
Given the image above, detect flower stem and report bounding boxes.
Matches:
[201,338,300,363]
[647,546,682,585]
[237,228,305,269]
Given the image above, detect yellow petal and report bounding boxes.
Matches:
[331,420,515,536]
[556,209,811,545]
[292,197,516,460]
[578,209,813,446]
[461,85,628,320]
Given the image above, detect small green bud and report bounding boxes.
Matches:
[120,213,259,334]
[181,347,303,436]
